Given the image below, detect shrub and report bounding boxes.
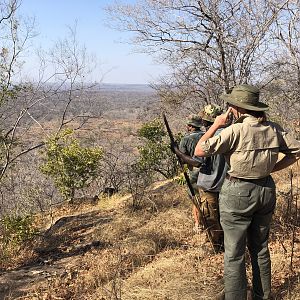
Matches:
[137,119,180,179]
[40,129,103,202]
[0,215,37,246]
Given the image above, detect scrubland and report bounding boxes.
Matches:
[0,86,298,300]
[0,165,298,300]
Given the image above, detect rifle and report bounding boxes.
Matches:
[162,113,216,253]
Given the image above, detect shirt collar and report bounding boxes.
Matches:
[234,114,258,124]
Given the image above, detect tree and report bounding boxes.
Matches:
[106,0,287,111]
[137,118,179,179]
[262,1,300,128]
[40,129,103,202]
[0,0,37,179]
[0,13,103,215]
[0,0,35,104]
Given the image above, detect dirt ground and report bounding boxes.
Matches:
[0,172,299,300]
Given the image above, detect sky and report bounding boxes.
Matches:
[19,0,166,84]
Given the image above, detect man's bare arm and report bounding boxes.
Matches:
[194,108,232,156]
[173,146,201,167]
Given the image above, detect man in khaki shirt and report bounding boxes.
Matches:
[195,84,300,300]
[200,114,299,179]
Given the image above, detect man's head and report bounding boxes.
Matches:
[186,114,202,131]
[220,84,268,111]
[199,104,223,127]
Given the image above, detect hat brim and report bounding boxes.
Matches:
[220,94,269,111]
[187,121,202,127]
[202,116,215,123]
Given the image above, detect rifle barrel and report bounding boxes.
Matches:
[162,113,216,254]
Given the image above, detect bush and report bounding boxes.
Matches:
[137,119,180,179]
[40,129,103,202]
[0,215,37,246]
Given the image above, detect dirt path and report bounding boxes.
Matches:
[0,178,298,299]
[0,208,114,299]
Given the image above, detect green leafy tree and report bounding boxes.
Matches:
[0,215,37,246]
[137,119,179,179]
[40,129,103,202]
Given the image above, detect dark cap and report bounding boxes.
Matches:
[186,114,202,127]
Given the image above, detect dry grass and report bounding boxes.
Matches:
[1,167,300,300]
[118,248,224,300]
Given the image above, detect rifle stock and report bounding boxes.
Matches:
[163,113,216,253]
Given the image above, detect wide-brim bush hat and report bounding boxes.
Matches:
[199,104,223,123]
[220,84,268,111]
[186,114,202,127]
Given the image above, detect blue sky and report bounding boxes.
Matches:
[19,0,166,84]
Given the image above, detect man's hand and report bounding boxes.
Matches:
[170,140,178,153]
[195,108,233,156]
[213,107,233,128]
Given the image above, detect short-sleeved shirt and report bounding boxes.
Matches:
[179,130,203,183]
[199,115,300,179]
[196,129,228,192]
[179,130,203,156]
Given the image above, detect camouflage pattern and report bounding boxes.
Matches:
[199,190,223,250]
[199,104,223,123]
[186,114,202,128]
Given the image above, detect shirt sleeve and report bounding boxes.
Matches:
[179,136,187,153]
[193,155,205,164]
[269,122,300,156]
[279,131,300,156]
[199,125,235,156]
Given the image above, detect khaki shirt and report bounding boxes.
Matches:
[200,115,300,179]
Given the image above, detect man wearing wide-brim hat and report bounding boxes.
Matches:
[194,84,300,300]
[221,84,268,111]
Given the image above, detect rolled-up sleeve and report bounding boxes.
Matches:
[200,126,235,156]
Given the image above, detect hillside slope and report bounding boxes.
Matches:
[0,169,299,300]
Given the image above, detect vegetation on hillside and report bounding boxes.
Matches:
[137,119,180,179]
[0,167,298,299]
[0,1,299,299]
[40,129,103,202]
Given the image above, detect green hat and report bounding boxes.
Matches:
[220,84,268,111]
[186,114,202,127]
[200,104,223,122]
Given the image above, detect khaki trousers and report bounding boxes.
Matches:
[199,189,224,250]
[219,176,276,300]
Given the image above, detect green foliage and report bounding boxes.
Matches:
[40,129,103,201]
[137,119,180,179]
[0,215,37,246]
[137,118,165,142]
[174,173,187,186]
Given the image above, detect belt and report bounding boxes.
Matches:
[225,173,267,183]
